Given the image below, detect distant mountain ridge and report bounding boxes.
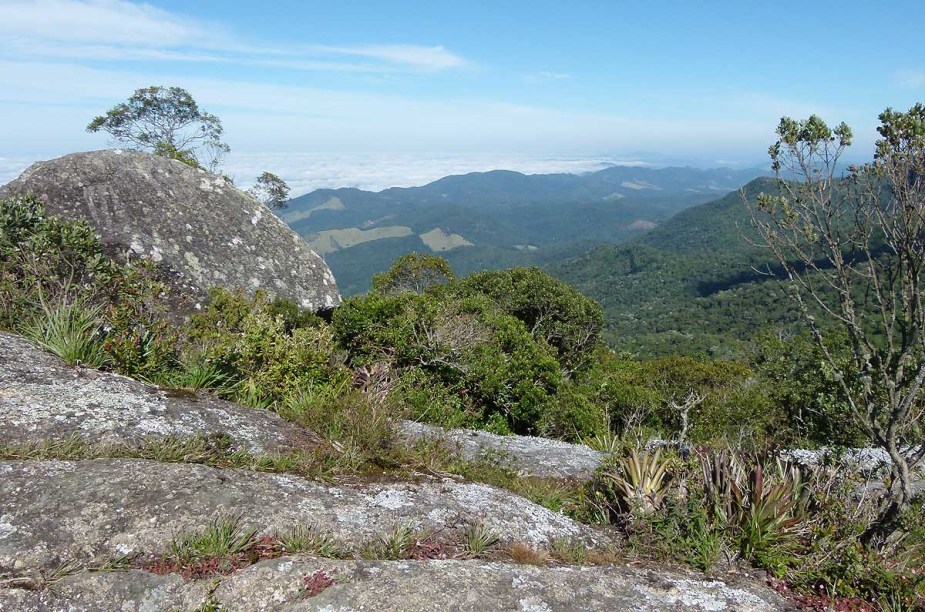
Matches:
[281,165,767,295]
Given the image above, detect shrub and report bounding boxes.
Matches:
[540,380,607,442]
[189,288,349,405]
[0,195,112,328]
[451,267,604,374]
[332,290,562,435]
[751,331,868,446]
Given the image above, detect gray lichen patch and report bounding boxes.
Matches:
[0,149,341,311]
[398,421,606,481]
[0,459,603,573]
[0,331,314,454]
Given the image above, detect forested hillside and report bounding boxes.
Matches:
[550,178,799,358]
[283,166,766,294]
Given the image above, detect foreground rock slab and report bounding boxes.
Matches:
[0,459,601,572]
[0,559,792,611]
[399,421,606,480]
[0,149,340,310]
[0,570,207,612]
[0,332,315,454]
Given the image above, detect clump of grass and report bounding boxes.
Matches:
[361,522,419,560]
[280,385,404,472]
[277,524,347,558]
[149,358,233,394]
[141,434,233,463]
[169,514,259,566]
[549,537,589,564]
[25,300,110,367]
[459,521,501,557]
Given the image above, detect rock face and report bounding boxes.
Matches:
[1,559,792,611]
[399,421,606,480]
[0,332,314,454]
[0,458,602,572]
[0,150,340,311]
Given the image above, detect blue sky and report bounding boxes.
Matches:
[1,0,924,192]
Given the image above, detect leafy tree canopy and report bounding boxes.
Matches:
[87,86,229,171]
[371,252,456,295]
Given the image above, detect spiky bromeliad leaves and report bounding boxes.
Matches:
[606,448,671,515]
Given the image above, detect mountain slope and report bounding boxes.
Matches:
[549,178,800,358]
[282,165,767,295]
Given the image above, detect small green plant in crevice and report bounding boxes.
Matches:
[361,522,419,560]
[277,524,347,558]
[24,301,111,367]
[459,521,501,557]
[168,515,259,566]
[548,537,589,565]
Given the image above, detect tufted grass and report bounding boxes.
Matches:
[24,300,110,368]
[277,523,348,558]
[459,521,502,558]
[169,514,259,565]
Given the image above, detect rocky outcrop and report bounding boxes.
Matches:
[0,150,340,310]
[399,421,606,480]
[0,334,794,610]
[0,459,602,572]
[1,559,792,611]
[0,332,314,454]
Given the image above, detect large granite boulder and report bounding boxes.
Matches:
[0,150,340,311]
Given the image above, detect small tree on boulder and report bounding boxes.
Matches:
[248,172,291,209]
[87,86,229,171]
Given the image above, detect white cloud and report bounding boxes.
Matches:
[0,0,469,73]
[311,44,468,71]
[0,60,780,162]
[223,153,648,195]
[0,0,215,46]
[0,150,649,198]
